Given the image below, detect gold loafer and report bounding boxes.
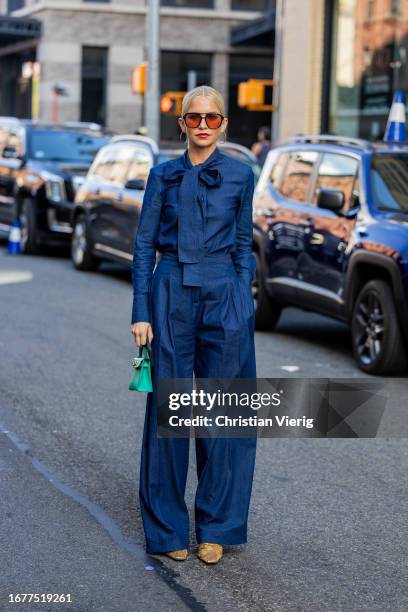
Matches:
[164,548,188,561]
[197,543,223,564]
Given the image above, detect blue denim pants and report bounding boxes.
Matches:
[139,251,257,553]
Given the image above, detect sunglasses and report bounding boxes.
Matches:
[182,112,225,129]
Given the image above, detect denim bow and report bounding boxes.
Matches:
[162,147,223,286]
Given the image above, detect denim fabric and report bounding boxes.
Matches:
[131,146,258,553]
[131,145,256,324]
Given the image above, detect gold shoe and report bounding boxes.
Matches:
[197,543,223,564]
[164,548,188,561]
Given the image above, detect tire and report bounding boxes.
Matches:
[253,252,282,331]
[19,197,40,255]
[71,213,99,271]
[351,279,408,375]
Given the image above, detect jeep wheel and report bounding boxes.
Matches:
[351,279,408,375]
[19,198,40,254]
[71,213,99,271]
[253,252,282,331]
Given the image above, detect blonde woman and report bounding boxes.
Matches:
[130,85,257,565]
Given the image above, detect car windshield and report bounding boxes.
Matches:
[371,154,408,213]
[29,130,111,163]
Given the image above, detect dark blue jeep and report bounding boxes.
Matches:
[252,135,408,376]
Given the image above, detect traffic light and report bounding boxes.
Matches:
[238,79,275,111]
[160,91,185,116]
[131,63,147,95]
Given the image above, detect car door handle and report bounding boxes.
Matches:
[309,233,324,245]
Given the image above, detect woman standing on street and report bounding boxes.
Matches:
[130,85,257,565]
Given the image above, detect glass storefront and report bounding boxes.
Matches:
[329,0,408,140]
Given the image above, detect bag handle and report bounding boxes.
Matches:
[138,339,154,367]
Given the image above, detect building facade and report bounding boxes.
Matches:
[0,0,274,146]
[2,1,399,147]
[326,0,408,141]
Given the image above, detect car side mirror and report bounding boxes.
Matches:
[317,187,344,212]
[124,178,145,190]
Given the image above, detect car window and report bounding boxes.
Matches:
[0,126,9,156]
[7,128,25,156]
[280,150,318,202]
[370,154,408,213]
[269,151,289,190]
[126,147,152,183]
[28,130,109,163]
[89,144,133,185]
[312,153,359,211]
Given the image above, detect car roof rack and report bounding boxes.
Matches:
[284,134,373,151]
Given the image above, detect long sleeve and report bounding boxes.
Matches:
[231,167,256,286]
[131,168,163,324]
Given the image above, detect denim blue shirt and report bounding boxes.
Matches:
[131,146,256,324]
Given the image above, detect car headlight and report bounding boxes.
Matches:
[42,171,67,202]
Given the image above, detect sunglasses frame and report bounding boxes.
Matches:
[182,112,225,129]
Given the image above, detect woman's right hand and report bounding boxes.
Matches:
[131,322,154,347]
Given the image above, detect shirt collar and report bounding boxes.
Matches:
[183,145,221,170]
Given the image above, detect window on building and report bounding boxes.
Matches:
[80,46,108,127]
[329,0,407,140]
[390,0,402,16]
[161,0,213,7]
[231,0,269,10]
[311,153,359,211]
[280,151,318,202]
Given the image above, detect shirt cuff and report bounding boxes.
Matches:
[131,293,152,324]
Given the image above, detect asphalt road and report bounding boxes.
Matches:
[0,241,407,612]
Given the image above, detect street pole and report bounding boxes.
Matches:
[272,0,284,146]
[145,0,160,144]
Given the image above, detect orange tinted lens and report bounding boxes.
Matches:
[185,113,201,127]
[206,113,222,128]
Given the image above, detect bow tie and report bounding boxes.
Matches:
[162,147,223,286]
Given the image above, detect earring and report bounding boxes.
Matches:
[179,131,187,143]
[219,131,227,144]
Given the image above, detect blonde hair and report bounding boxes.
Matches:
[181,85,226,117]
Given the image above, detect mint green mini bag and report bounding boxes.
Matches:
[128,343,153,393]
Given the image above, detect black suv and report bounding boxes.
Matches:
[252,134,408,376]
[0,118,111,253]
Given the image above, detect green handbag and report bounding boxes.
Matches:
[128,342,153,393]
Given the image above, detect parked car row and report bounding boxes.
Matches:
[1,118,407,376]
[70,134,261,270]
[0,117,112,253]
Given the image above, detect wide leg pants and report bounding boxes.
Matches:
[139,251,257,554]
